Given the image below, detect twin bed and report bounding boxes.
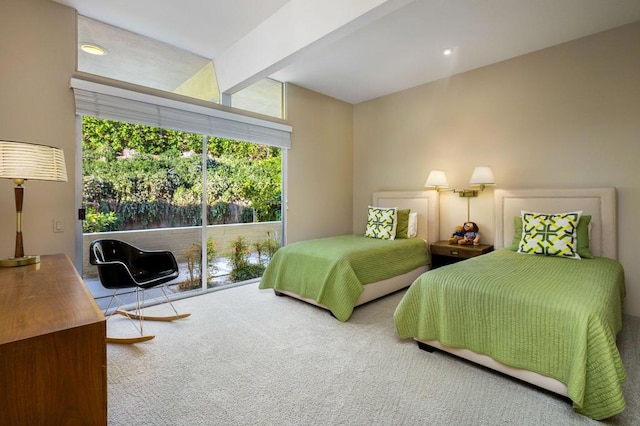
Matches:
[259,191,439,321]
[260,188,626,420]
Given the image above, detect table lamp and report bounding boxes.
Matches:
[0,140,68,267]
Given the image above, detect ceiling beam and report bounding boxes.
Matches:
[214,0,415,95]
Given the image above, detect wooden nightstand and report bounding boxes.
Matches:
[430,240,494,269]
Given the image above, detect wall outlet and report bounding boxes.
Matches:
[54,219,64,233]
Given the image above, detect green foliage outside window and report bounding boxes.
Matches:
[82,116,282,230]
[82,207,120,233]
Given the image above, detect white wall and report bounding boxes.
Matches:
[0,0,77,262]
[353,21,640,316]
[285,84,353,243]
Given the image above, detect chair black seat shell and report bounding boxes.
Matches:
[90,239,179,290]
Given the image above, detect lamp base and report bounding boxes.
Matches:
[0,255,40,267]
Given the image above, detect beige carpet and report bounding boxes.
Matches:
[106,283,639,425]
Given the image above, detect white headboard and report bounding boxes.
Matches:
[494,188,617,259]
[372,190,439,244]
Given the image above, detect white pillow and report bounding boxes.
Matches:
[407,212,418,238]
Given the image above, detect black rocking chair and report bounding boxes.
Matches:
[90,239,190,344]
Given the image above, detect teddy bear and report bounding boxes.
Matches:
[448,225,465,244]
[458,221,480,245]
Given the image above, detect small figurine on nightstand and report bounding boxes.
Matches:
[458,221,480,245]
[449,225,465,244]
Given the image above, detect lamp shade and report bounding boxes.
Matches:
[469,166,495,186]
[0,140,67,182]
[425,170,449,188]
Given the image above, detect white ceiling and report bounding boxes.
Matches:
[53,0,640,104]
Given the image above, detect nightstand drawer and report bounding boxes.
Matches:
[430,244,475,259]
[430,241,494,269]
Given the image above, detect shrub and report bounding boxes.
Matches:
[83,207,119,233]
[228,236,250,270]
[229,264,266,282]
[253,231,280,265]
[265,231,281,260]
[254,240,267,264]
[228,236,266,282]
[179,237,217,290]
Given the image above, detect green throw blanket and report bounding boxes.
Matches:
[394,248,626,420]
[260,235,429,321]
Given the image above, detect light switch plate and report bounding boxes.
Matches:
[54,219,64,233]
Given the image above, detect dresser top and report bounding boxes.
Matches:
[0,254,105,344]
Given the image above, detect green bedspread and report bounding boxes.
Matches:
[259,235,429,321]
[394,248,626,420]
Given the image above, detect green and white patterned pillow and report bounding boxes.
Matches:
[517,210,582,259]
[511,215,594,258]
[365,206,397,240]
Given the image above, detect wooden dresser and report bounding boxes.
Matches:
[0,254,107,425]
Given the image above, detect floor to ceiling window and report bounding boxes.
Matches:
[74,15,290,307]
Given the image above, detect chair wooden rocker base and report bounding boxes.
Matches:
[90,239,191,344]
[105,309,191,343]
[103,286,190,344]
[115,309,191,322]
[106,334,156,344]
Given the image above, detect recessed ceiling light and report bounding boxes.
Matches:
[443,48,453,56]
[80,43,107,56]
